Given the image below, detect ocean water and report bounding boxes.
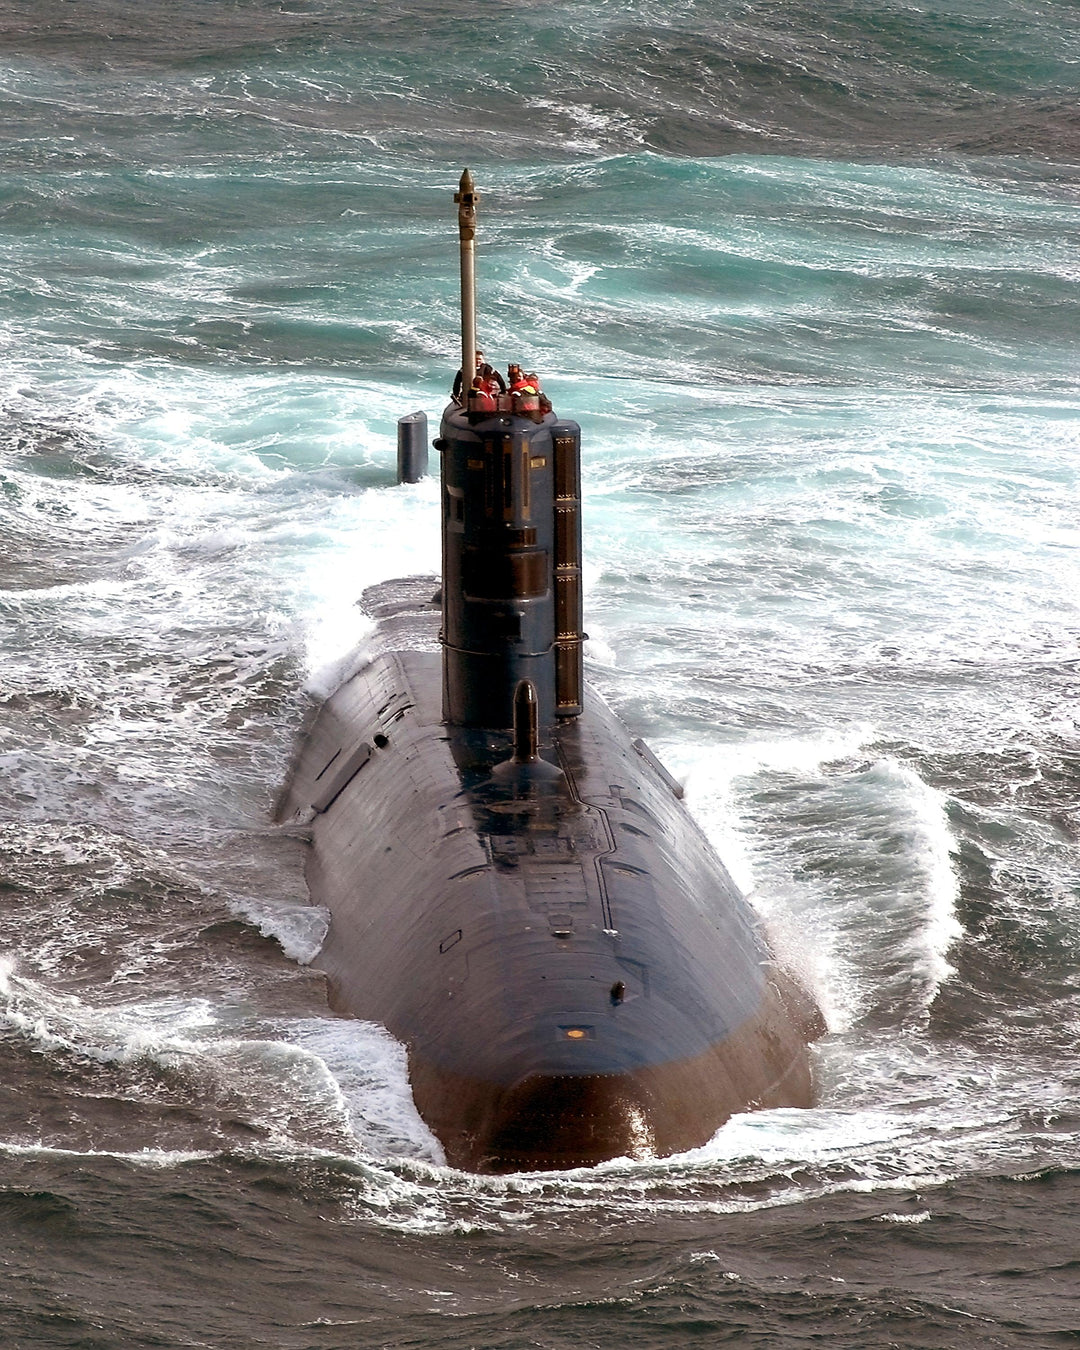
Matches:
[1,1,1079,1345]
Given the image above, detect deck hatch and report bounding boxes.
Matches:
[311,741,372,813]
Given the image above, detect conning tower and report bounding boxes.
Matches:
[439,170,584,733]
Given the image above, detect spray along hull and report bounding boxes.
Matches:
[277,579,823,1172]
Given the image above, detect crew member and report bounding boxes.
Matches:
[509,367,539,397]
[467,375,498,413]
[453,350,506,401]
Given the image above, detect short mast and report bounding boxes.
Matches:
[454,169,478,395]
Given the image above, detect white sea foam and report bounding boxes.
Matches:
[3,956,1072,1239]
[0,1140,221,1167]
[291,478,441,685]
[234,899,330,966]
[284,1018,445,1165]
[0,957,443,1165]
[863,757,963,998]
[652,729,962,1030]
[654,727,871,1020]
[0,961,216,1065]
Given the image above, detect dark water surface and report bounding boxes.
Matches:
[1,2,1079,1345]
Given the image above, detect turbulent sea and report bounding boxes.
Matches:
[1,1,1079,1345]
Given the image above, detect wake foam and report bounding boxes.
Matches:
[657,730,963,1030]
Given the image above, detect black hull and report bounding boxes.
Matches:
[277,579,822,1172]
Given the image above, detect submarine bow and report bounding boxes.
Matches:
[276,170,823,1172]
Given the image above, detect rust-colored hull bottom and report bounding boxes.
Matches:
[408,979,819,1173]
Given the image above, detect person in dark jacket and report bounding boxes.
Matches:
[453,350,506,400]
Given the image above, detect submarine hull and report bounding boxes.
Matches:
[277,578,822,1172]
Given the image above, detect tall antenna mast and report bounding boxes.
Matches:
[454,169,478,396]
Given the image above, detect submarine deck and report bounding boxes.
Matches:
[276,579,820,1169]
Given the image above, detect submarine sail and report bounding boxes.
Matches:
[276,171,824,1172]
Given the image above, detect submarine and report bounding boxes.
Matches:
[276,171,824,1172]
